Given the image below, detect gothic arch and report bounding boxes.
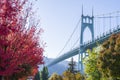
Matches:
[80,15,94,44]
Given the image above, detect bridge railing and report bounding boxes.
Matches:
[47,25,120,67]
[81,25,120,47]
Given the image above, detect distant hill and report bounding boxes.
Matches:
[38,57,78,75]
[38,57,69,75]
[46,57,70,75]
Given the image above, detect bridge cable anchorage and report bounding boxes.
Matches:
[56,18,81,57]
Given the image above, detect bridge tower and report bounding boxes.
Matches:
[78,8,94,73]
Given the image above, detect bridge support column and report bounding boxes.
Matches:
[78,9,94,73]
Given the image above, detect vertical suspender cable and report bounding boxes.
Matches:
[56,18,81,57]
[116,11,119,26]
[118,11,120,25]
[98,17,100,37]
[103,14,105,33]
[109,13,111,30]
[94,17,96,38]
[117,11,120,25]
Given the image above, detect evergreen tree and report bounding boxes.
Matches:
[41,66,49,80]
[68,58,77,74]
[34,72,41,80]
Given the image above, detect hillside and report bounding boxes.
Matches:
[39,57,70,75]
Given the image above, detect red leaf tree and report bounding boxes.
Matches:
[0,0,44,79]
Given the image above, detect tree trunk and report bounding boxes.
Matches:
[0,76,2,80]
[0,76,4,80]
[2,77,4,80]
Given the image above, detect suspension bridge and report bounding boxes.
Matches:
[47,10,120,73]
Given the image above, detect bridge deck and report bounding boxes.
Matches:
[47,25,120,67]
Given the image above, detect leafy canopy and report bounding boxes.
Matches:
[0,0,44,79]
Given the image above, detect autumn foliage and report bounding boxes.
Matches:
[97,34,120,79]
[0,0,44,79]
[49,58,83,80]
[83,33,120,80]
[49,71,83,80]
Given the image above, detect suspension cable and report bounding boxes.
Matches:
[95,11,120,17]
[56,18,81,57]
[70,37,80,50]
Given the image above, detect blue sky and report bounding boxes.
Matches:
[34,0,120,60]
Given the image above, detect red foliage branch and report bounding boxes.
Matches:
[0,0,44,77]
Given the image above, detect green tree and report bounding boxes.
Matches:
[34,72,41,80]
[62,58,83,80]
[68,58,77,74]
[97,34,120,80]
[41,66,49,80]
[83,47,101,80]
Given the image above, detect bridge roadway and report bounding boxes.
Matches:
[47,25,120,67]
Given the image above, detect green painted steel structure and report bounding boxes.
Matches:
[47,10,120,73]
[47,25,120,69]
[79,9,94,72]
